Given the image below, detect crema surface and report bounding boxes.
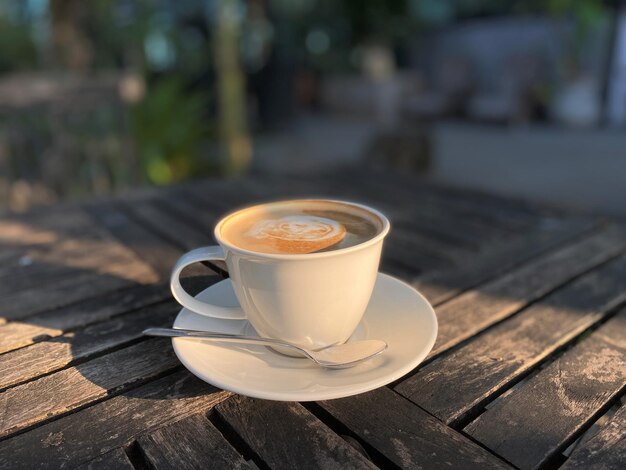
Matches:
[220,201,381,254]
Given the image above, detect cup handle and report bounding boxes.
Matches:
[170,246,246,320]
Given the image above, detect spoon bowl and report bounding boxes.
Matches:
[143,328,387,369]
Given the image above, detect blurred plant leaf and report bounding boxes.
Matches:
[0,15,37,72]
[131,76,212,185]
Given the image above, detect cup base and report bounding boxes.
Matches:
[267,345,308,358]
[242,321,362,358]
[268,338,351,358]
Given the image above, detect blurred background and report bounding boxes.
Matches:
[1,0,625,215]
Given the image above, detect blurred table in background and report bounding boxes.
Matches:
[0,169,624,469]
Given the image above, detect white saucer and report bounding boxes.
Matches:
[172,272,438,401]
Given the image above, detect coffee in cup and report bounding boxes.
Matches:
[170,199,390,351]
[220,200,380,254]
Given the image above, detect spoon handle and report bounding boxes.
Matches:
[143,327,305,354]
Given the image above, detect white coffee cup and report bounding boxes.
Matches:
[170,199,390,351]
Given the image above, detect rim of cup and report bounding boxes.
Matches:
[214,199,391,260]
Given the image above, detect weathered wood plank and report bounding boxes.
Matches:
[415,218,598,305]
[182,177,265,210]
[87,201,185,278]
[216,396,377,469]
[382,237,453,275]
[396,254,626,426]
[0,205,160,324]
[153,191,221,235]
[0,207,104,254]
[75,448,135,470]
[0,265,215,356]
[562,403,626,469]
[383,228,462,271]
[317,387,510,469]
[137,413,250,470]
[0,282,168,355]
[0,371,231,469]
[426,227,625,360]
[464,310,626,469]
[0,262,158,323]
[351,168,556,223]
[0,246,145,297]
[0,300,181,390]
[119,198,213,251]
[0,206,158,276]
[0,337,181,439]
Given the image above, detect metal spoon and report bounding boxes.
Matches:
[143,327,387,369]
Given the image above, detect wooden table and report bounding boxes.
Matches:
[0,170,624,469]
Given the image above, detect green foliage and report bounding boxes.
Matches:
[131,77,215,185]
[0,15,37,72]
[540,0,607,49]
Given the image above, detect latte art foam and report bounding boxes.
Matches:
[220,200,381,255]
[248,216,345,244]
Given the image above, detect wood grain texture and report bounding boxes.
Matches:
[0,337,180,439]
[318,387,510,469]
[388,224,469,263]
[352,168,555,223]
[0,207,159,324]
[87,201,184,278]
[0,250,139,298]
[183,175,293,211]
[562,404,626,469]
[0,371,230,469]
[216,396,377,469]
[74,448,135,470]
[415,218,597,305]
[0,270,152,323]
[137,413,250,470]
[119,198,212,251]
[0,207,111,255]
[396,254,626,426]
[0,300,180,390]
[383,227,462,270]
[426,226,625,360]
[0,207,157,269]
[464,310,626,469]
[0,282,169,355]
[153,191,221,235]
